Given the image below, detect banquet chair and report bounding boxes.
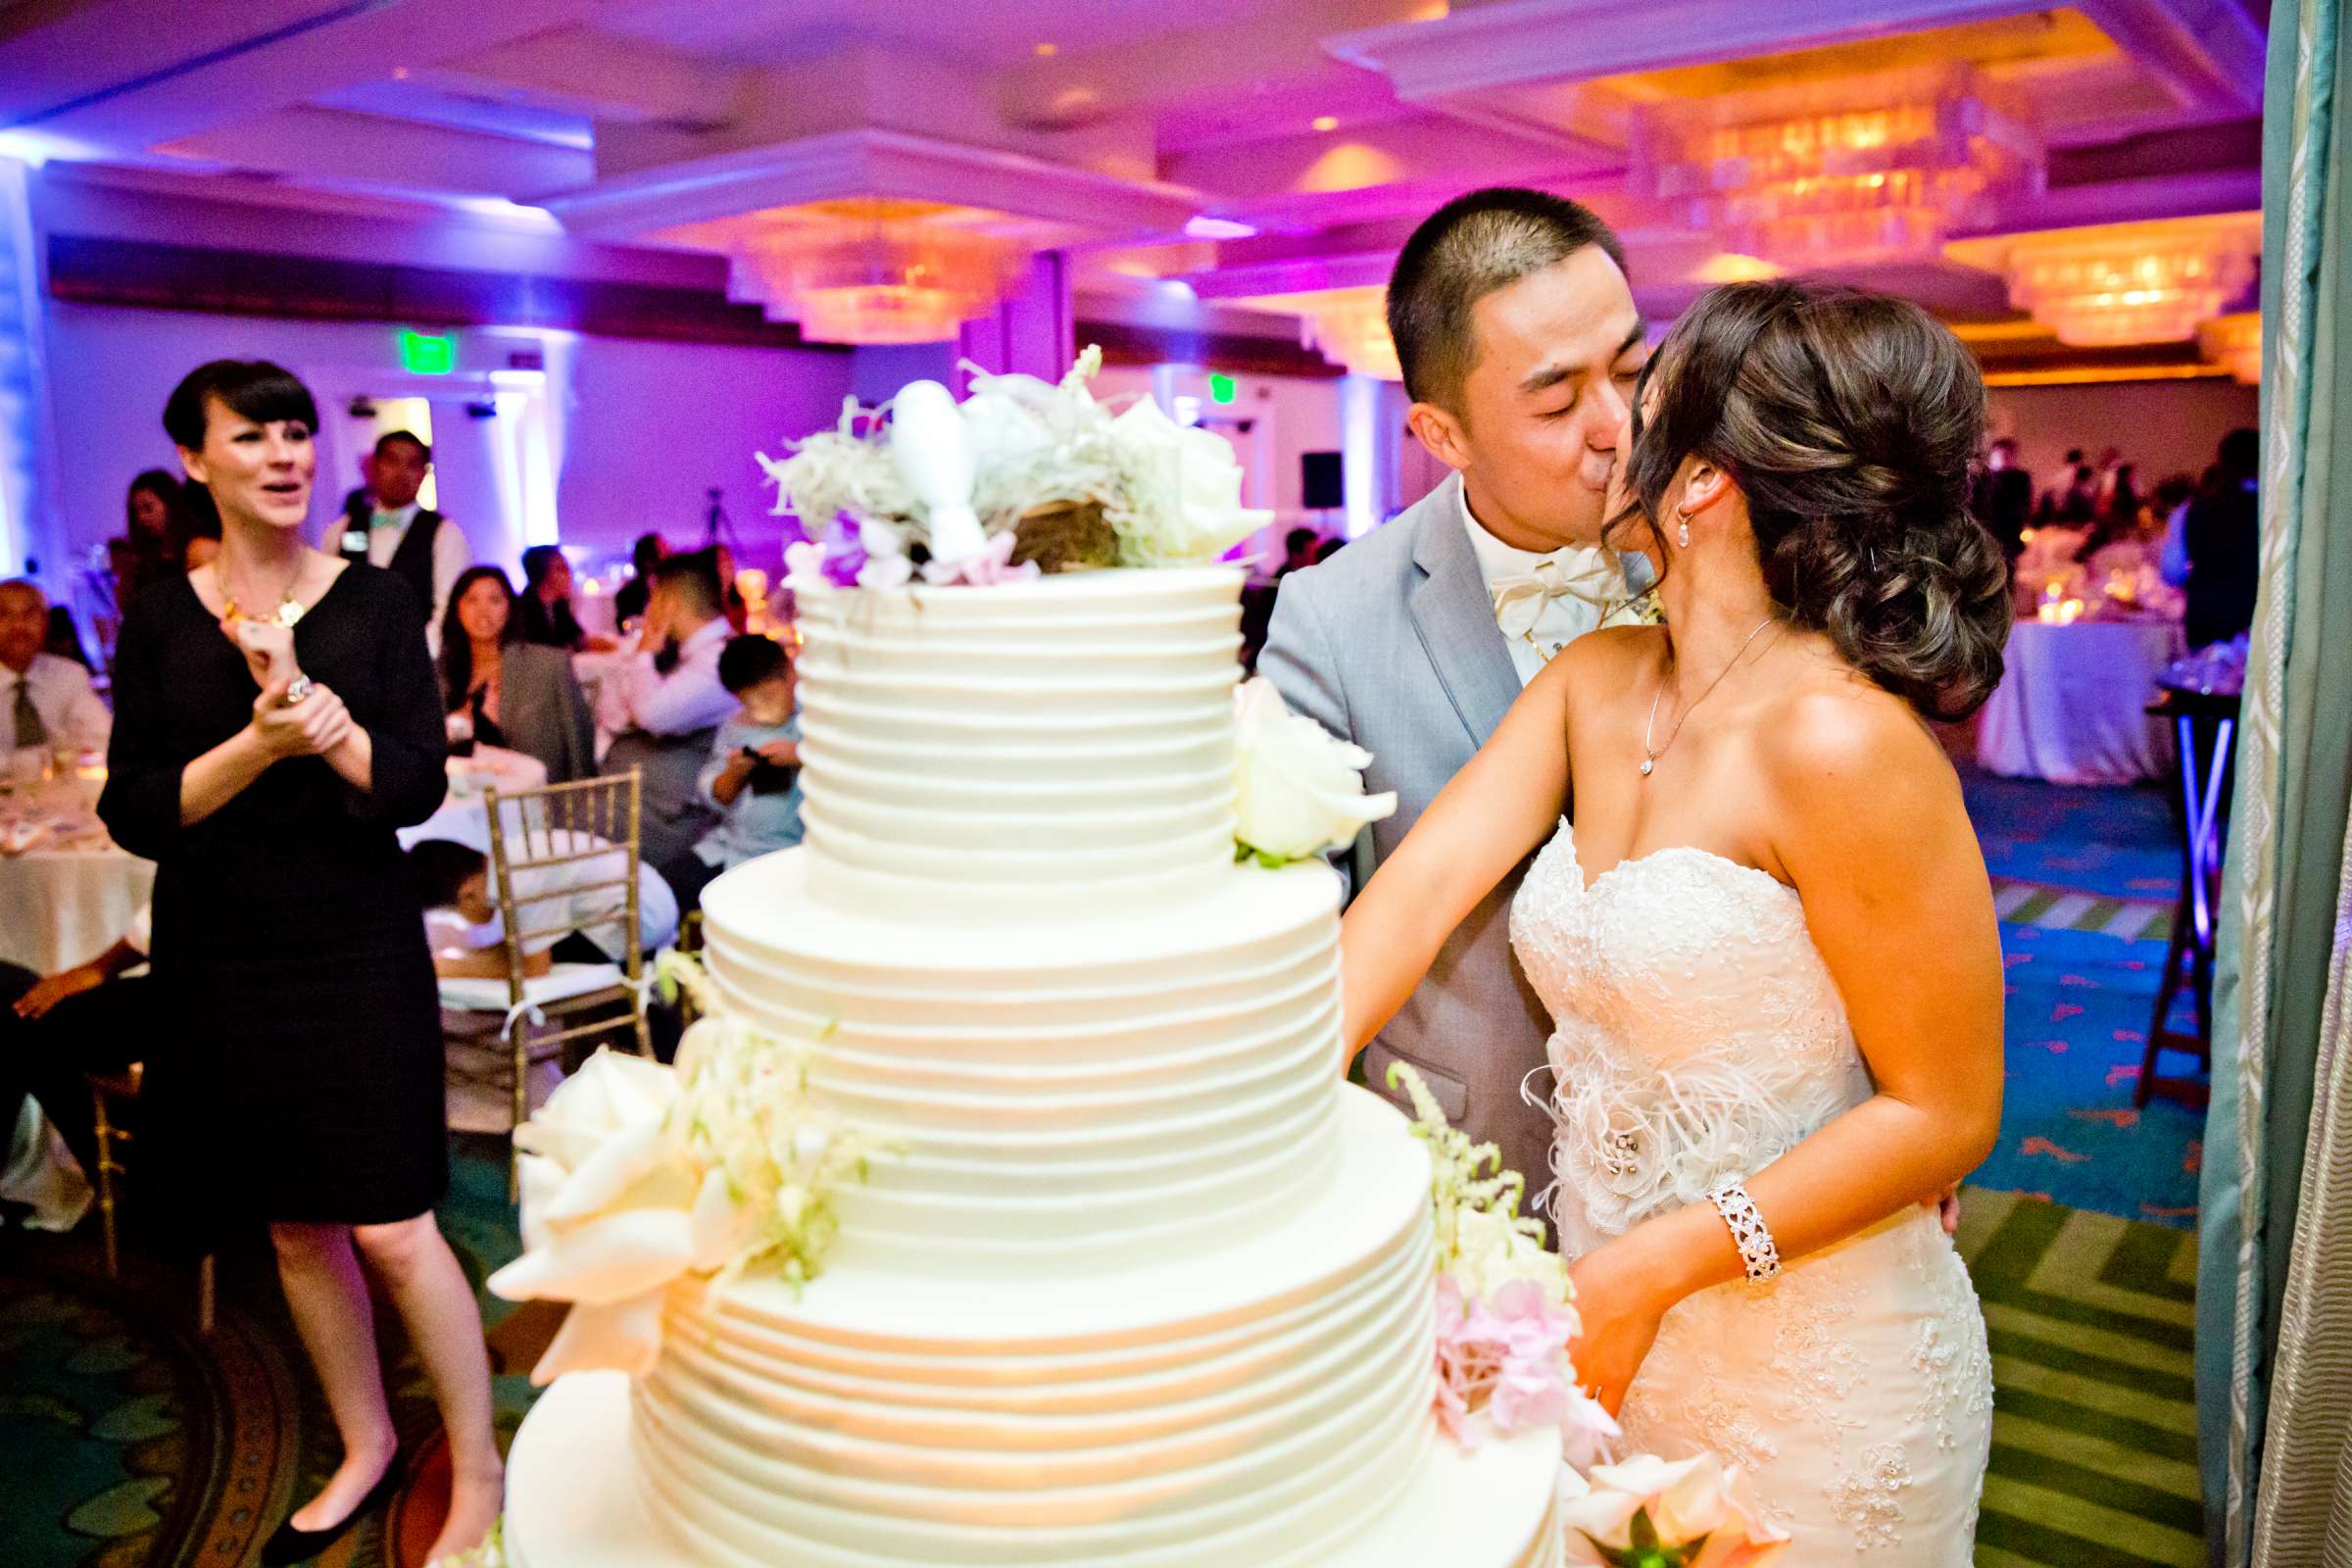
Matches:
[438,772,655,1195]
[86,1065,215,1334]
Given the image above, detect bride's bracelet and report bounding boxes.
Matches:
[1706,1183,1784,1284]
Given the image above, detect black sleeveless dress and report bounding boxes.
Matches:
[101,565,450,1231]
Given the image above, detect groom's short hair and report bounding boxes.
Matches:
[1389,188,1629,416]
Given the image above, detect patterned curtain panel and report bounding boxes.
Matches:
[2194,2,2352,1562]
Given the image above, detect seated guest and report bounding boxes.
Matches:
[612,531,666,628]
[601,550,738,896]
[324,429,467,646]
[0,908,157,1191]
[109,470,186,612]
[0,579,110,754]
[438,565,597,782]
[685,635,803,900]
[515,545,619,653]
[404,833,678,979]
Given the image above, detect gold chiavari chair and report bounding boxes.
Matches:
[86,1065,216,1333]
[460,771,655,1195]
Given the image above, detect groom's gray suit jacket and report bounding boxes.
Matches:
[1260,473,1557,1222]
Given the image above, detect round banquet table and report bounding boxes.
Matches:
[1976,617,2188,785]
[0,782,155,974]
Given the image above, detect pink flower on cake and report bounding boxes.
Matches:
[919,529,1040,588]
[1557,1452,1788,1567]
[1433,1275,1585,1446]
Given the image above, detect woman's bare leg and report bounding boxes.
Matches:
[270,1222,399,1530]
[352,1212,502,1563]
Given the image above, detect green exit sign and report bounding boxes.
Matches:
[1207,372,1237,404]
[400,329,456,375]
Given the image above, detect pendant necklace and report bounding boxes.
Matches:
[1639,615,1780,778]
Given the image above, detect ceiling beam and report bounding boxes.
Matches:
[8,0,626,149]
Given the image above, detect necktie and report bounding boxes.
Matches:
[1489,550,1630,643]
[11,677,46,750]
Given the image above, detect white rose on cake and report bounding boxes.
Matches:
[486,1049,743,1383]
[1233,677,1397,866]
[1106,395,1272,564]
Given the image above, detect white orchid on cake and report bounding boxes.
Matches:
[1390,1063,1788,1568]
[1232,676,1397,867]
[486,953,882,1385]
[759,345,1271,586]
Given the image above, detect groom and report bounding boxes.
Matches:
[1261,188,1649,1231]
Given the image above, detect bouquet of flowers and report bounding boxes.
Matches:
[757,346,1272,588]
[1389,1064,1787,1568]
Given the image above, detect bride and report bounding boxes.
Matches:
[1342,278,2010,1559]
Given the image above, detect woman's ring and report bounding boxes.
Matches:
[281,675,316,707]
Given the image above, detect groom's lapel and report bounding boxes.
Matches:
[1407,479,1522,748]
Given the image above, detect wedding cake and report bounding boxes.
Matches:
[498,564,1566,1568]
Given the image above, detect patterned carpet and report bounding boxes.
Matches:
[1956,1190,2202,1568]
[0,1133,550,1568]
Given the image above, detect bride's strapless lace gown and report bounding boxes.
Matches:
[1512,822,1992,1561]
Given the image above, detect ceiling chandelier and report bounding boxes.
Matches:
[2197,311,2263,383]
[1628,64,2041,267]
[1292,288,1400,380]
[724,205,1031,345]
[1950,215,2262,347]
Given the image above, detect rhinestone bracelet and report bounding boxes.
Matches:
[1706,1182,1783,1284]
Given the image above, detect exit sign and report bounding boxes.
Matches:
[400,329,456,375]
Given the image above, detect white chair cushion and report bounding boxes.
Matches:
[436,962,627,1015]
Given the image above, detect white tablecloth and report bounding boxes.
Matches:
[0,781,154,973]
[1977,618,2188,785]
[409,746,552,847]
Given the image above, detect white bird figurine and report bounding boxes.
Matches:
[889,379,989,567]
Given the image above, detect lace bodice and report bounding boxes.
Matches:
[1510,821,1874,1254]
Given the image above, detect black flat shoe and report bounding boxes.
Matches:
[260,1455,404,1565]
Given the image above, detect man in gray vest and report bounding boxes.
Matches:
[326,429,468,648]
[1261,189,1651,1230]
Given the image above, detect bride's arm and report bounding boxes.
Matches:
[1339,644,1589,1067]
[1566,690,2004,1410]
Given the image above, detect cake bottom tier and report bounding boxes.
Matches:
[507,1371,1563,1568]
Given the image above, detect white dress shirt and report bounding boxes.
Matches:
[1458,487,1638,686]
[0,654,111,753]
[609,616,737,738]
[416,826,679,960]
[321,503,470,644]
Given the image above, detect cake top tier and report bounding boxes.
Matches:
[792,567,1247,921]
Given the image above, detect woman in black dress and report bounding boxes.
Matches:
[101,361,501,1566]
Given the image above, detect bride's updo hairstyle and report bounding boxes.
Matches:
[1613,279,2012,721]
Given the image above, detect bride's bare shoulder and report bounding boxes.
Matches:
[1545,623,1664,688]
[1757,671,1960,828]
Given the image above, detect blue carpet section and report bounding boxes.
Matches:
[1960,767,2204,1229]
[1967,769,2181,901]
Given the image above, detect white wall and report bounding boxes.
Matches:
[39,301,854,582]
[1986,375,2259,492]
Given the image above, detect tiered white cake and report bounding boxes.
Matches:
[503,566,1565,1568]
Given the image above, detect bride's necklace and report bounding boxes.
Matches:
[1640,615,1780,778]
[220,554,309,628]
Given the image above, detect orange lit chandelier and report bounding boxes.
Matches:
[1298,288,1401,381]
[1629,64,2042,267]
[2199,311,2263,383]
[725,203,1031,345]
[1962,215,2263,347]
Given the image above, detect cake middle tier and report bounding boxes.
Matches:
[699,849,1347,1277]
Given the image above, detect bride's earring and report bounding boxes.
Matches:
[1675,508,1691,550]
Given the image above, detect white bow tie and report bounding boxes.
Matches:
[1489,550,1626,639]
